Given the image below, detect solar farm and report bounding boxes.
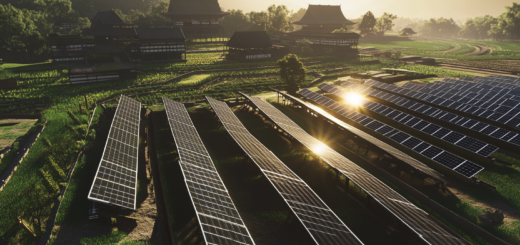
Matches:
[3,2,520,245]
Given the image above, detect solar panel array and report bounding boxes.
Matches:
[88,95,141,210]
[340,80,520,148]
[298,89,484,178]
[319,83,498,157]
[163,97,255,245]
[262,91,445,181]
[482,75,520,86]
[240,92,468,245]
[206,96,363,245]
[364,77,520,128]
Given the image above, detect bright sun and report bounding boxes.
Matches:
[313,144,326,154]
[345,92,364,106]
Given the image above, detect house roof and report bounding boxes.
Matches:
[164,0,229,17]
[83,23,137,37]
[226,31,273,49]
[136,28,185,40]
[401,28,417,34]
[91,10,126,25]
[293,5,355,25]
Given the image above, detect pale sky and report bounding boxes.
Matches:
[220,0,514,20]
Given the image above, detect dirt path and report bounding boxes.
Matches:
[430,45,460,54]
[465,45,491,56]
[448,186,520,225]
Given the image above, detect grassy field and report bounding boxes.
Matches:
[177,74,212,85]
[0,119,36,150]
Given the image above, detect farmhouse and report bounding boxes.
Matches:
[276,5,360,56]
[226,31,289,61]
[163,0,229,43]
[49,10,187,63]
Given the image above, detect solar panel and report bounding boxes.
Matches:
[297,89,484,179]
[321,83,497,157]
[89,95,141,210]
[346,81,520,147]
[244,92,468,245]
[162,97,256,245]
[206,97,363,245]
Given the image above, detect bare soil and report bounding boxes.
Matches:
[448,186,520,225]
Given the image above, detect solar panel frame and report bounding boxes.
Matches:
[88,95,140,210]
[247,92,469,245]
[206,96,363,245]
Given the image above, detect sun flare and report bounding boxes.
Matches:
[344,92,364,106]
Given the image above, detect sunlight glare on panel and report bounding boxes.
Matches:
[344,92,364,106]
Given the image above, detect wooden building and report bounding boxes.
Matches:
[68,63,137,84]
[163,0,229,42]
[226,31,288,61]
[276,5,360,56]
[49,10,186,63]
[400,28,417,37]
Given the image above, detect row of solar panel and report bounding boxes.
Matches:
[163,97,256,245]
[321,83,498,157]
[406,78,520,107]
[206,96,363,245]
[88,95,141,210]
[243,93,467,245]
[269,91,445,181]
[298,89,484,178]
[341,81,520,148]
[365,80,520,128]
[475,75,520,86]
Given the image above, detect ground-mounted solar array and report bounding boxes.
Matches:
[206,96,364,245]
[319,83,498,157]
[88,95,141,210]
[163,97,256,245]
[365,77,520,128]
[340,80,520,147]
[298,89,484,178]
[267,90,445,181]
[240,92,467,245]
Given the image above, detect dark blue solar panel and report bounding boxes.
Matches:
[490,128,509,138]
[412,142,430,153]
[454,117,469,126]
[412,121,430,131]
[442,132,465,144]
[421,124,441,134]
[509,135,520,145]
[433,152,465,169]
[422,146,443,158]
[386,111,402,119]
[376,125,395,135]
[480,110,495,118]
[404,138,425,150]
[432,128,451,138]
[454,162,483,178]
[404,117,421,127]
[366,121,385,130]
[398,115,414,124]
[501,132,518,141]
[389,132,410,143]
[481,125,499,135]
[478,145,499,157]
[471,122,488,131]
[462,119,479,129]
[439,113,459,122]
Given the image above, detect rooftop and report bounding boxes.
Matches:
[293,5,356,25]
[91,10,126,25]
[164,0,229,17]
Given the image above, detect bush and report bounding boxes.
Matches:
[78,124,88,136]
[48,156,66,180]
[39,169,59,193]
[65,124,79,136]
[67,111,82,125]
[42,137,52,147]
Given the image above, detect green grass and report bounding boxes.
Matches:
[0,104,92,244]
[0,119,37,147]
[77,230,150,245]
[177,74,211,85]
[471,41,520,52]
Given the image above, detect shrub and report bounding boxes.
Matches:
[78,125,88,136]
[39,169,59,193]
[65,124,79,136]
[48,156,66,180]
[67,111,82,125]
[43,137,52,147]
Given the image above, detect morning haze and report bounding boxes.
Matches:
[220,0,513,19]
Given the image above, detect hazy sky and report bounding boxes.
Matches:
[220,0,514,20]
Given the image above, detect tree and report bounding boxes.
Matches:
[374,12,397,36]
[296,39,313,55]
[460,16,496,39]
[220,9,250,37]
[291,8,306,30]
[266,4,293,32]
[420,18,460,38]
[358,11,376,36]
[489,3,520,40]
[278,54,306,95]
